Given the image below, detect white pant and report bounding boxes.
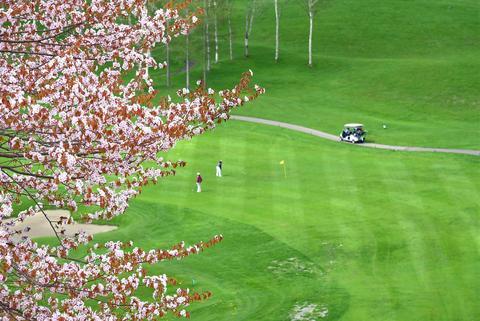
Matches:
[196,183,201,192]
[216,166,222,177]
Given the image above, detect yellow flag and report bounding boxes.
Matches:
[279,160,285,165]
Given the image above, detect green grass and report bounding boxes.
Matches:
[26,1,480,320]
[65,121,480,321]
[151,0,480,149]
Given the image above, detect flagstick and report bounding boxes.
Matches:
[282,163,287,178]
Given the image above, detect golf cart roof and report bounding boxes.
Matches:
[344,123,364,128]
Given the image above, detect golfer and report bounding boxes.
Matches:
[216,160,223,177]
[196,172,203,192]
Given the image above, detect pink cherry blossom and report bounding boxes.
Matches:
[0,0,264,319]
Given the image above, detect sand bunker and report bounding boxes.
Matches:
[3,210,117,239]
[289,302,328,321]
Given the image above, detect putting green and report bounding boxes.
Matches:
[79,121,479,321]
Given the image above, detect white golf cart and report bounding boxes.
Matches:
[340,123,366,143]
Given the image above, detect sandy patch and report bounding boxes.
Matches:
[3,210,117,239]
[267,257,320,276]
[289,302,328,321]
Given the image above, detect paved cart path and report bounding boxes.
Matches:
[231,115,480,156]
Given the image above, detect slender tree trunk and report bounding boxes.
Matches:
[206,0,211,71]
[227,0,233,60]
[244,13,249,57]
[186,33,190,89]
[165,18,171,87]
[145,2,152,78]
[228,13,233,60]
[203,0,208,85]
[246,4,255,57]
[213,1,219,63]
[244,6,255,58]
[308,9,313,67]
[274,0,279,62]
[206,24,211,71]
[166,41,170,87]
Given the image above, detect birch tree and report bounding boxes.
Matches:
[213,1,219,63]
[146,1,155,78]
[166,20,171,86]
[297,0,331,67]
[307,0,317,67]
[203,0,210,84]
[244,0,258,58]
[205,0,211,71]
[244,0,267,58]
[274,0,280,62]
[211,0,232,63]
[185,5,192,89]
[149,0,171,86]
[186,23,191,88]
[226,0,234,60]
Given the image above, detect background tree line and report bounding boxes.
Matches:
[150,0,331,89]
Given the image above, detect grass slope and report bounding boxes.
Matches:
[26,1,480,320]
[63,122,479,321]
[151,0,480,148]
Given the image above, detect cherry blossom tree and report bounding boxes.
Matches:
[0,0,263,319]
